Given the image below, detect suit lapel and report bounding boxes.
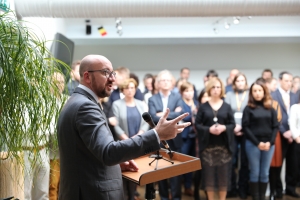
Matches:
[290,93,297,106]
[276,90,287,113]
[74,87,109,124]
[167,92,174,109]
[74,87,98,104]
[155,94,164,111]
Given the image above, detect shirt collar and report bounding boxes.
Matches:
[78,84,99,103]
[279,87,290,96]
[159,91,171,98]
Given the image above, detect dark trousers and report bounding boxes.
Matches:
[276,136,300,194]
[181,137,196,189]
[229,135,249,193]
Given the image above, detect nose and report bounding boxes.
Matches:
[108,75,116,81]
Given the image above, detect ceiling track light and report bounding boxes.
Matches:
[224,21,230,30]
[115,18,123,36]
[233,16,240,25]
[213,28,219,34]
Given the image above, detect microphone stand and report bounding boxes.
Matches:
[149,150,174,170]
[145,183,156,200]
[145,150,174,200]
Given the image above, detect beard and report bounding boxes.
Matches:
[91,74,112,98]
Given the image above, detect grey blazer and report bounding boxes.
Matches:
[112,98,149,138]
[57,87,160,200]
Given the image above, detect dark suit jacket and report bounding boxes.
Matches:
[148,92,184,149]
[58,87,160,200]
[271,89,298,134]
[109,88,144,103]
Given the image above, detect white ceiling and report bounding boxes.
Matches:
[63,16,300,45]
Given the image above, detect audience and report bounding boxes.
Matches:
[21,63,300,200]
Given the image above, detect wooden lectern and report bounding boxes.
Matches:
[122,149,201,199]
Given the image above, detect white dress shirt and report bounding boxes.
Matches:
[289,104,300,139]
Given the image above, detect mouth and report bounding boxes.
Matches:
[107,83,113,90]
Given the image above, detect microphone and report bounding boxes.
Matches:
[142,112,173,158]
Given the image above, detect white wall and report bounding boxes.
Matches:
[73,43,300,92]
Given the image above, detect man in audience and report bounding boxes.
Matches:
[225,68,239,93]
[266,77,278,92]
[143,73,154,95]
[206,69,218,80]
[109,66,144,103]
[66,60,81,95]
[148,70,184,200]
[292,76,300,94]
[271,71,300,198]
[262,69,273,81]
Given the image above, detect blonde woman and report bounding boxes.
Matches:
[195,77,235,200]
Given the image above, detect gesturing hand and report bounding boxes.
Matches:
[155,108,191,141]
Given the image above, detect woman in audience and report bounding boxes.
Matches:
[112,78,149,200]
[144,75,157,105]
[195,77,235,200]
[194,88,210,200]
[242,80,278,200]
[268,94,282,200]
[225,73,249,199]
[180,81,198,196]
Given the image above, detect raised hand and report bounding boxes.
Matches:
[155,108,191,141]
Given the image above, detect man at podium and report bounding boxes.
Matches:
[57,55,191,200]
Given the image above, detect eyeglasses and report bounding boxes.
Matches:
[88,69,116,79]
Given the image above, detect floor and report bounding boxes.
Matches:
[136,185,300,200]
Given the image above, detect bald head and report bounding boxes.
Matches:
[79,55,112,80]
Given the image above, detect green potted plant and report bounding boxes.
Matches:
[0,11,69,198]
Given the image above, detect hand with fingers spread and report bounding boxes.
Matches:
[154,108,191,141]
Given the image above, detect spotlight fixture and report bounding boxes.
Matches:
[224,21,230,30]
[115,18,123,36]
[85,19,91,35]
[233,17,240,25]
[213,28,219,34]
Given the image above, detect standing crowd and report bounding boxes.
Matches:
[23,58,300,200]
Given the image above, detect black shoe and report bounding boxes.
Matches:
[226,190,237,198]
[285,190,300,198]
[275,190,283,199]
[269,193,275,200]
[238,190,247,199]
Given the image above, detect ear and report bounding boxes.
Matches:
[83,71,92,84]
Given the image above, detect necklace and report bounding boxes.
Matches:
[212,109,218,123]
